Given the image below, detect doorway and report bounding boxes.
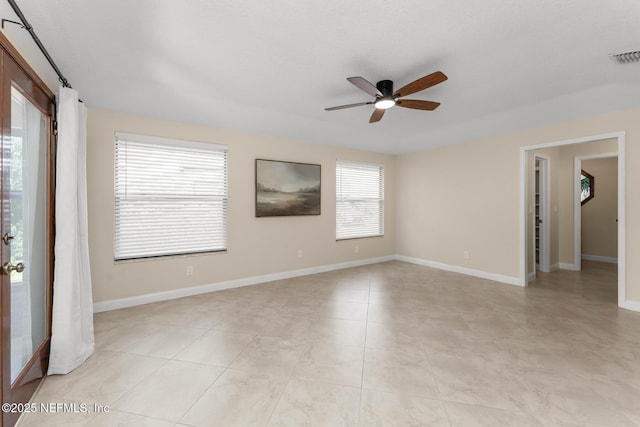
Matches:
[573,154,618,271]
[519,132,626,307]
[0,35,55,427]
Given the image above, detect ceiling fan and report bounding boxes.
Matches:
[325,71,447,123]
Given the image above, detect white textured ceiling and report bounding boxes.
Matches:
[3,0,640,154]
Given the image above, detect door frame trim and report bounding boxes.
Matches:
[0,28,55,427]
[0,32,53,100]
[518,131,626,308]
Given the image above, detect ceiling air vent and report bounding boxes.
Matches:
[610,50,640,64]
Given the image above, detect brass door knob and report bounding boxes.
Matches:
[2,233,14,245]
[2,262,25,275]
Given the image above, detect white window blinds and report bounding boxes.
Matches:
[336,160,384,240]
[114,132,228,260]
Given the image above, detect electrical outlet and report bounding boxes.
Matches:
[354,246,359,253]
[186,265,194,276]
[463,251,470,260]
[297,250,303,258]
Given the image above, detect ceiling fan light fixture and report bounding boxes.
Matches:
[374,97,395,109]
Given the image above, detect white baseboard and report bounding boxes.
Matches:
[528,263,560,280]
[559,262,579,271]
[93,255,395,312]
[620,299,640,313]
[97,253,622,313]
[581,254,618,264]
[395,255,523,287]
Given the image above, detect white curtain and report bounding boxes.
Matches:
[48,87,94,375]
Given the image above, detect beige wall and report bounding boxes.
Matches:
[83,107,640,305]
[87,108,396,303]
[396,137,519,277]
[581,157,618,259]
[396,107,640,302]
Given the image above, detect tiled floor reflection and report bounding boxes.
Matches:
[19,260,640,426]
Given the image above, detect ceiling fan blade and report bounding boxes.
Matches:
[396,99,441,111]
[393,71,447,98]
[347,76,382,97]
[325,101,373,111]
[369,108,385,123]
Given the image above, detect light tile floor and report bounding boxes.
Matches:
[18,260,640,426]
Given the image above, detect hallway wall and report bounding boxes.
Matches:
[581,157,618,261]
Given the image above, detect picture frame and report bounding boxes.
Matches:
[255,159,321,217]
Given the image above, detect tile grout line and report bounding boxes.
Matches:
[356,272,372,426]
[423,344,453,427]
[89,349,172,414]
[259,301,305,427]
[175,365,228,424]
[101,407,178,425]
[175,326,261,424]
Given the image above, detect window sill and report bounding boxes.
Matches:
[336,235,384,241]
[114,249,228,264]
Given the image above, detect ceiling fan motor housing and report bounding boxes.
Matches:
[376,80,394,98]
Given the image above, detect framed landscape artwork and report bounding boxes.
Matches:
[255,159,321,217]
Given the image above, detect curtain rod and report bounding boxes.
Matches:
[3,0,72,88]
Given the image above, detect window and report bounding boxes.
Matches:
[336,160,384,240]
[114,132,227,260]
[580,169,594,205]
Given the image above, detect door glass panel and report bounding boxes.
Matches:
[9,86,48,382]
